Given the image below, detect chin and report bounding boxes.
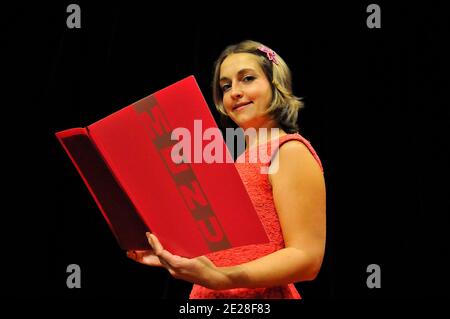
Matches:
[235,119,259,131]
[233,112,256,123]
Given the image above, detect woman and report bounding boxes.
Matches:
[127,40,326,299]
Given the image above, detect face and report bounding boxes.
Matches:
[219,53,274,130]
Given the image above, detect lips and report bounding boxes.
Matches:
[233,102,252,111]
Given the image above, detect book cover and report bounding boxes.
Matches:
[56,76,269,258]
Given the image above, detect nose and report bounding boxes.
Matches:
[230,85,243,100]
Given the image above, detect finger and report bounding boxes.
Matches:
[141,254,164,267]
[126,250,137,260]
[147,233,187,268]
[127,250,146,262]
[133,250,151,261]
[148,233,163,255]
[134,249,154,253]
[127,250,163,267]
[146,232,156,251]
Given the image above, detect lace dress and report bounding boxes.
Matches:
[189,133,324,299]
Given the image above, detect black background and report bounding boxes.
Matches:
[2,2,448,300]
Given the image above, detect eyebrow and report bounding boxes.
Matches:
[219,68,256,82]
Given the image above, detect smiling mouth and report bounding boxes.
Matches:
[233,102,252,111]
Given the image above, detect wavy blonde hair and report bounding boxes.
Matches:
[212,40,303,133]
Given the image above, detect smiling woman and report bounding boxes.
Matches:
[127,40,326,299]
[212,41,304,140]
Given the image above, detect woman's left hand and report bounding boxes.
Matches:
[146,232,230,290]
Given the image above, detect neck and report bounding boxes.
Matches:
[245,127,287,150]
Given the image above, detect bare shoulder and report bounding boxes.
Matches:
[268,140,323,185]
[269,139,326,253]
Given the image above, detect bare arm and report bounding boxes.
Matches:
[217,141,326,289]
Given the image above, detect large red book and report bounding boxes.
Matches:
[56,76,269,258]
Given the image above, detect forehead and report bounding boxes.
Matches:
[220,53,263,78]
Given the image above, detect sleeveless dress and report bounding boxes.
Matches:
[189,133,324,299]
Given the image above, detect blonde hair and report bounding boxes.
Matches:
[212,40,303,133]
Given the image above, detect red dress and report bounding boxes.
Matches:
[189,133,324,299]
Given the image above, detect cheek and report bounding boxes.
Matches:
[223,94,233,110]
[260,86,273,107]
[248,83,269,101]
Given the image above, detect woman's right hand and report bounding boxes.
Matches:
[126,249,164,267]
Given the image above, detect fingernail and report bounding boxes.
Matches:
[146,232,151,238]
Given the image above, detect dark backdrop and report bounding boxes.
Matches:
[2,2,448,299]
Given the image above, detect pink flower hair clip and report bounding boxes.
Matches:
[258,45,279,65]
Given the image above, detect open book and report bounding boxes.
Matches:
[55,76,269,258]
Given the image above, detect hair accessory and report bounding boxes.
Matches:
[258,45,279,65]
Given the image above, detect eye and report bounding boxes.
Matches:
[243,75,255,82]
[221,83,231,92]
